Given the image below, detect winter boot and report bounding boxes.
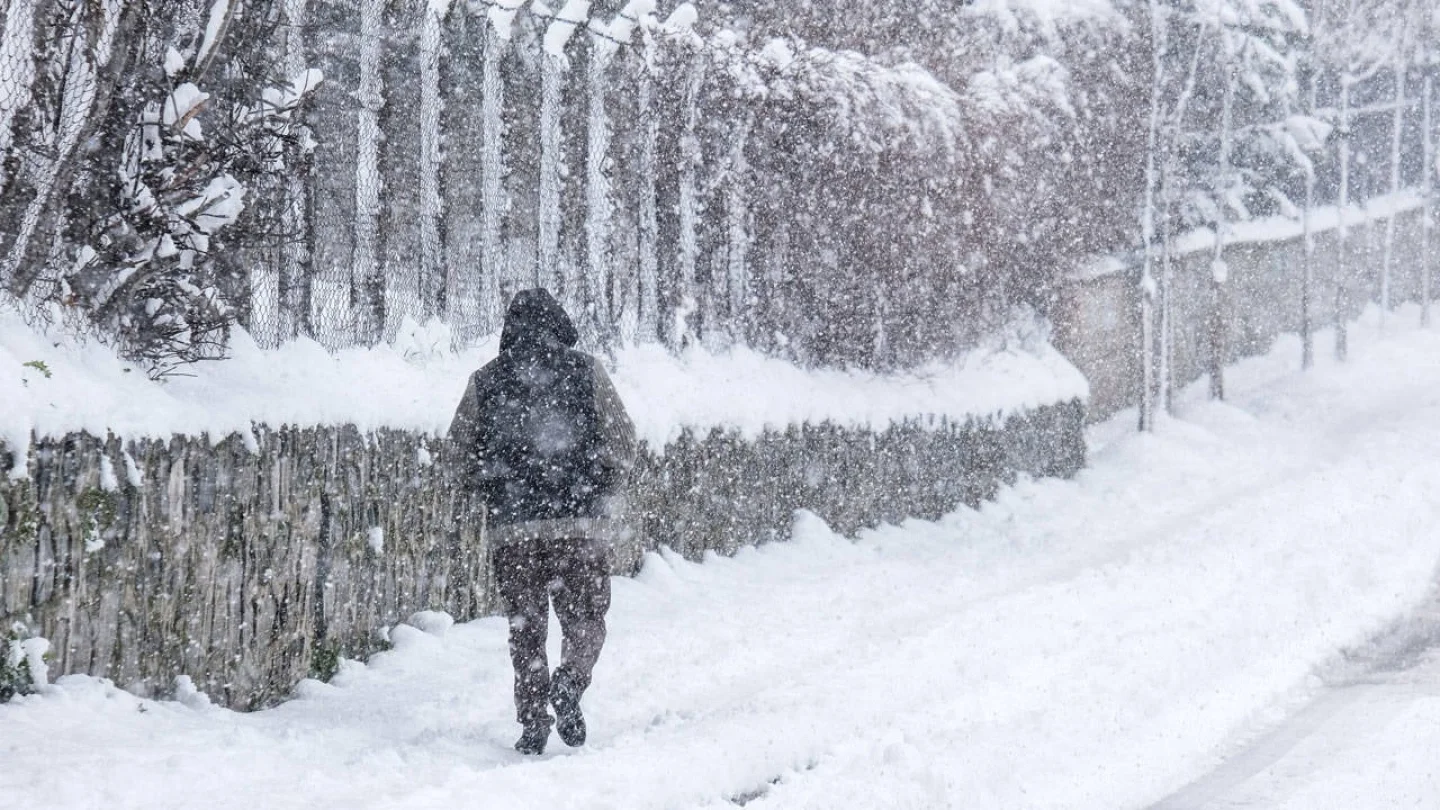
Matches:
[551,671,586,747]
[514,722,549,756]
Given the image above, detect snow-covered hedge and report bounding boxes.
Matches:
[0,396,1084,708]
[0,274,1089,708]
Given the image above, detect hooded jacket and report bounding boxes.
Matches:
[447,289,636,542]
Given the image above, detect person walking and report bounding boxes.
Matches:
[447,289,636,755]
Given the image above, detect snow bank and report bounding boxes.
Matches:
[0,311,1086,457]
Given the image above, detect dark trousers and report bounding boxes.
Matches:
[493,537,612,727]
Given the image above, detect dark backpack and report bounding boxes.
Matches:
[474,347,605,524]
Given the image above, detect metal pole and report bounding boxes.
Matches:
[1336,78,1352,361]
[1424,70,1434,327]
[1302,63,1317,369]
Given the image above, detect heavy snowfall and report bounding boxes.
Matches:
[5,0,1440,807]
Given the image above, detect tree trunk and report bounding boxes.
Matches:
[1209,67,1236,400]
[538,54,564,295]
[2,1,134,301]
[635,51,659,344]
[673,47,706,348]
[441,8,485,348]
[1302,65,1317,369]
[0,0,42,201]
[585,37,614,347]
[1138,0,1165,431]
[419,3,447,322]
[724,113,754,345]
[282,0,313,343]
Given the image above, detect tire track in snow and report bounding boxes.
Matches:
[1148,595,1440,810]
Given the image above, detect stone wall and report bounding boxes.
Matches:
[0,400,1085,708]
[1053,207,1434,421]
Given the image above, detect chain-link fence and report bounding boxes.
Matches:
[0,0,40,203]
[1,1,1438,373]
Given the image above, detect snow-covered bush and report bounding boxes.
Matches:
[0,625,48,701]
[0,0,321,376]
[70,70,321,375]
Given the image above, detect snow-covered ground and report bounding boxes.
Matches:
[5,307,1440,809]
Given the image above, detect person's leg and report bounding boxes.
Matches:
[494,540,553,744]
[549,538,612,745]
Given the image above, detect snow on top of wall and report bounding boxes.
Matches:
[0,309,1085,464]
[1071,189,1428,282]
[1173,188,1426,256]
[616,323,1087,450]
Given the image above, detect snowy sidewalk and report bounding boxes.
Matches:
[6,310,1440,810]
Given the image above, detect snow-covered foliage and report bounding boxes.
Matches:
[0,626,47,701]
[1159,0,1316,232]
[0,0,1436,375]
[0,0,323,375]
[71,66,322,374]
